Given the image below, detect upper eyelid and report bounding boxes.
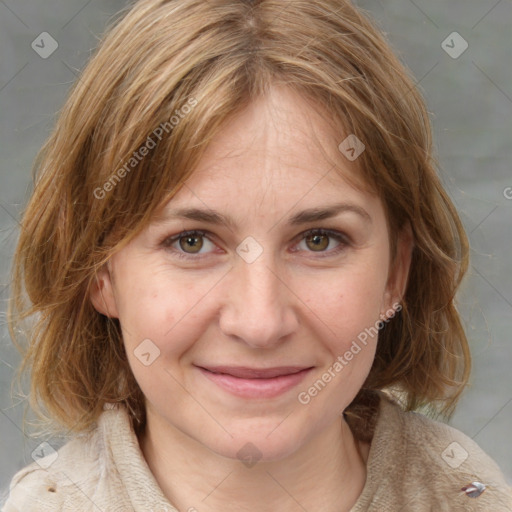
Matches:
[163,228,349,253]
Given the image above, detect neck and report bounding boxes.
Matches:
[139,412,369,512]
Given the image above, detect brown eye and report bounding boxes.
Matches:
[161,229,218,260]
[305,233,330,251]
[294,228,349,257]
[179,234,204,253]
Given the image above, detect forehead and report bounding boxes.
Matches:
[172,85,372,207]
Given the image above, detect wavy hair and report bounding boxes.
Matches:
[8,0,470,436]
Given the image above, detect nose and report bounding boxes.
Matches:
[218,251,299,349]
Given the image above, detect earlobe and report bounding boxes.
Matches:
[89,262,119,318]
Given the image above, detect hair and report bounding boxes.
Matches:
[8,0,470,438]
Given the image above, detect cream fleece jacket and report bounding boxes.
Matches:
[2,393,512,511]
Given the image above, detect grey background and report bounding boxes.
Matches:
[1,0,511,494]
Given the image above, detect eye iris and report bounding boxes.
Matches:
[306,233,329,251]
[179,234,203,253]
[175,232,334,255]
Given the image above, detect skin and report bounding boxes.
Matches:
[91,85,412,512]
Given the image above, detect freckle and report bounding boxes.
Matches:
[48,486,56,492]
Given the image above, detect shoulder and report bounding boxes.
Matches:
[2,428,103,511]
[361,392,512,511]
[1,406,130,511]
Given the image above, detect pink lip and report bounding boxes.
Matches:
[196,366,313,399]
[199,365,311,378]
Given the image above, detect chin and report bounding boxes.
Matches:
[207,421,309,464]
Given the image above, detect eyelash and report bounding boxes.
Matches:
[160,228,350,261]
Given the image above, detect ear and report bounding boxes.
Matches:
[381,222,414,316]
[89,262,120,318]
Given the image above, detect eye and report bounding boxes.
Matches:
[161,229,218,259]
[160,228,350,261]
[293,228,349,257]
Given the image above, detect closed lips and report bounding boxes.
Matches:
[196,366,312,379]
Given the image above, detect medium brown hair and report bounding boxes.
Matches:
[8,0,470,436]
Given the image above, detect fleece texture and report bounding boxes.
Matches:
[3,393,512,511]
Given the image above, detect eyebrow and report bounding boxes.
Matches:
[152,203,372,230]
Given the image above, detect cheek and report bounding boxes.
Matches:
[297,268,387,406]
[115,267,219,357]
[298,265,388,342]
[116,271,210,405]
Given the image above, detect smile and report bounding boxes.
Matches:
[195,366,314,399]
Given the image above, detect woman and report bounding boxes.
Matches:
[3,0,512,510]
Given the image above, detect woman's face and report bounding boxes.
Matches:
[91,85,410,462]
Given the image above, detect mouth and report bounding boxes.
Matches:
[195,365,314,399]
[196,365,312,379]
